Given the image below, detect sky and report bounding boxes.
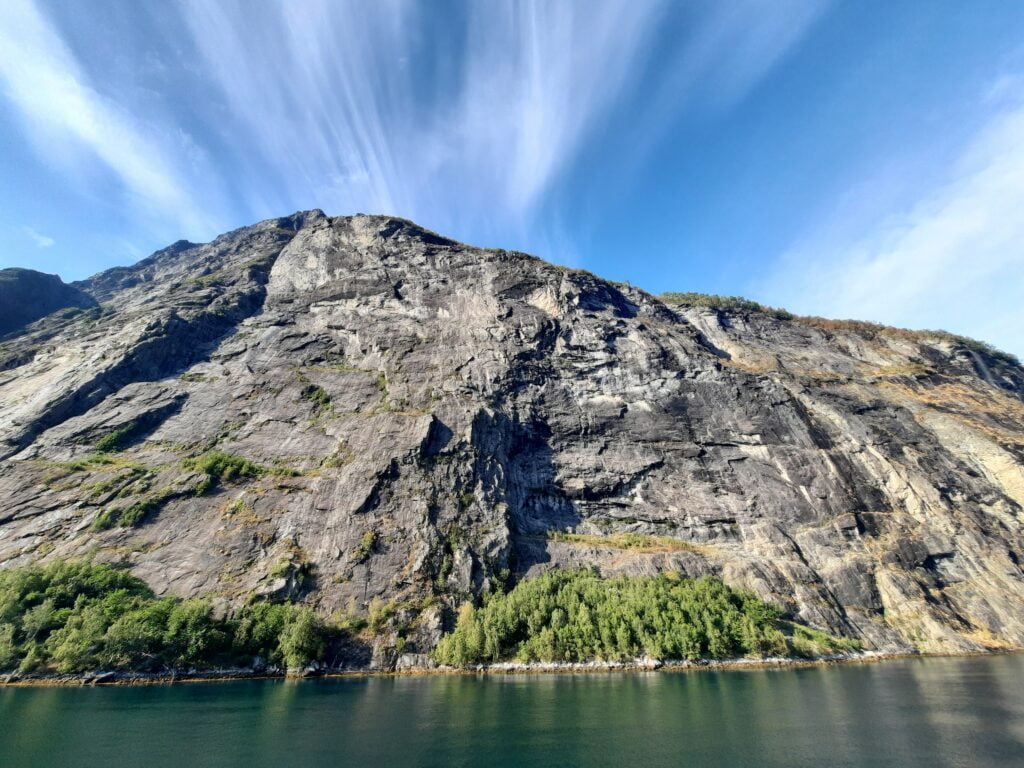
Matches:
[1,1,1022,357]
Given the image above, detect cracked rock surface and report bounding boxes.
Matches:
[1,210,1022,659]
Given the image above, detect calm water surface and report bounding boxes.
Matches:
[1,655,1022,767]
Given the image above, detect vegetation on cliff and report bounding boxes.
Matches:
[433,570,859,666]
[183,451,267,495]
[0,561,331,675]
[659,291,1018,364]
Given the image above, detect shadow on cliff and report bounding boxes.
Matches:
[469,409,581,576]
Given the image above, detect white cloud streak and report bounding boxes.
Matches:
[179,0,672,233]
[450,1,667,219]
[22,226,54,249]
[0,0,216,236]
[664,0,830,110]
[180,0,415,218]
[178,0,823,238]
[759,82,1024,358]
[0,0,827,265]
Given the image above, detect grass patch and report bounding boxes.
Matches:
[267,542,313,589]
[183,451,265,495]
[659,292,792,319]
[84,466,153,501]
[783,621,862,657]
[302,385,332,414]
[321,444,354,469]
[91,489,173,531]
[267,461,301,478]
[546,531,705,554]
[56,454,140,473]
[95,422,139,453]
[659,292,1018,365]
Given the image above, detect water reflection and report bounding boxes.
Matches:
[1,656,1022,768]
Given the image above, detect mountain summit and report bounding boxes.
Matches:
[1,211,1022,663]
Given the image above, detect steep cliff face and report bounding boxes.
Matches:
[1,211,1022,659]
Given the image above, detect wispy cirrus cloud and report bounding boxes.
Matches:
[179,0,671,233]
[171,0,830,259]
[448,1,668,221]
[0,0,829,273]
[179,0,413,219]
[758,77,1024,357]
[0,0,217,237]
[22,226,54,249]
[652,0,831,114]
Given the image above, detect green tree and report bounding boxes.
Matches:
[278,607,326,669]
[163,600,227,667]
[0,623,16,670]
[432,570,854,667]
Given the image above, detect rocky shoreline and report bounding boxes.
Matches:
[6,649,1011,688]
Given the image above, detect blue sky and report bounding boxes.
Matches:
[1,1,1023,356]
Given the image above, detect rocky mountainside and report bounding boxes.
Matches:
[0,268,96,337]
[1,211,1022,662]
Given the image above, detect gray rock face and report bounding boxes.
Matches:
[0,268,96,338]
[1,211,1022,661]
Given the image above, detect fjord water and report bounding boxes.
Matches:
[2,656,1022,767]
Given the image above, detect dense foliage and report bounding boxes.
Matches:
[434,570,857,666]
[0,561,330,674]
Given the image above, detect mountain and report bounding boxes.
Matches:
[1,211,1022,665]
[0,268,96,337]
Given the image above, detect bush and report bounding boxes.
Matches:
[352,530,377,563]
[303,385,332,413]
[163,599,228,666]
[233,601,328,669]
[232,602,294,663]
[0,561,334,675]
[96,598,176,670]
[0,622,16,669]
[433,570,853,666]
[278,608,326,669]
[659,292,793,319]
[183,451,265,495]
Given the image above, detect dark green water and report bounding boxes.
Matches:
[2,655,1022,767]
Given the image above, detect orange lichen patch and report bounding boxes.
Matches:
[876,379,1024,445]
[961,628,1019,651]
[864,363,934,379]
[546,531,714,555]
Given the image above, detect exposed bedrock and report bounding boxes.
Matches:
[0,211,1022,657]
